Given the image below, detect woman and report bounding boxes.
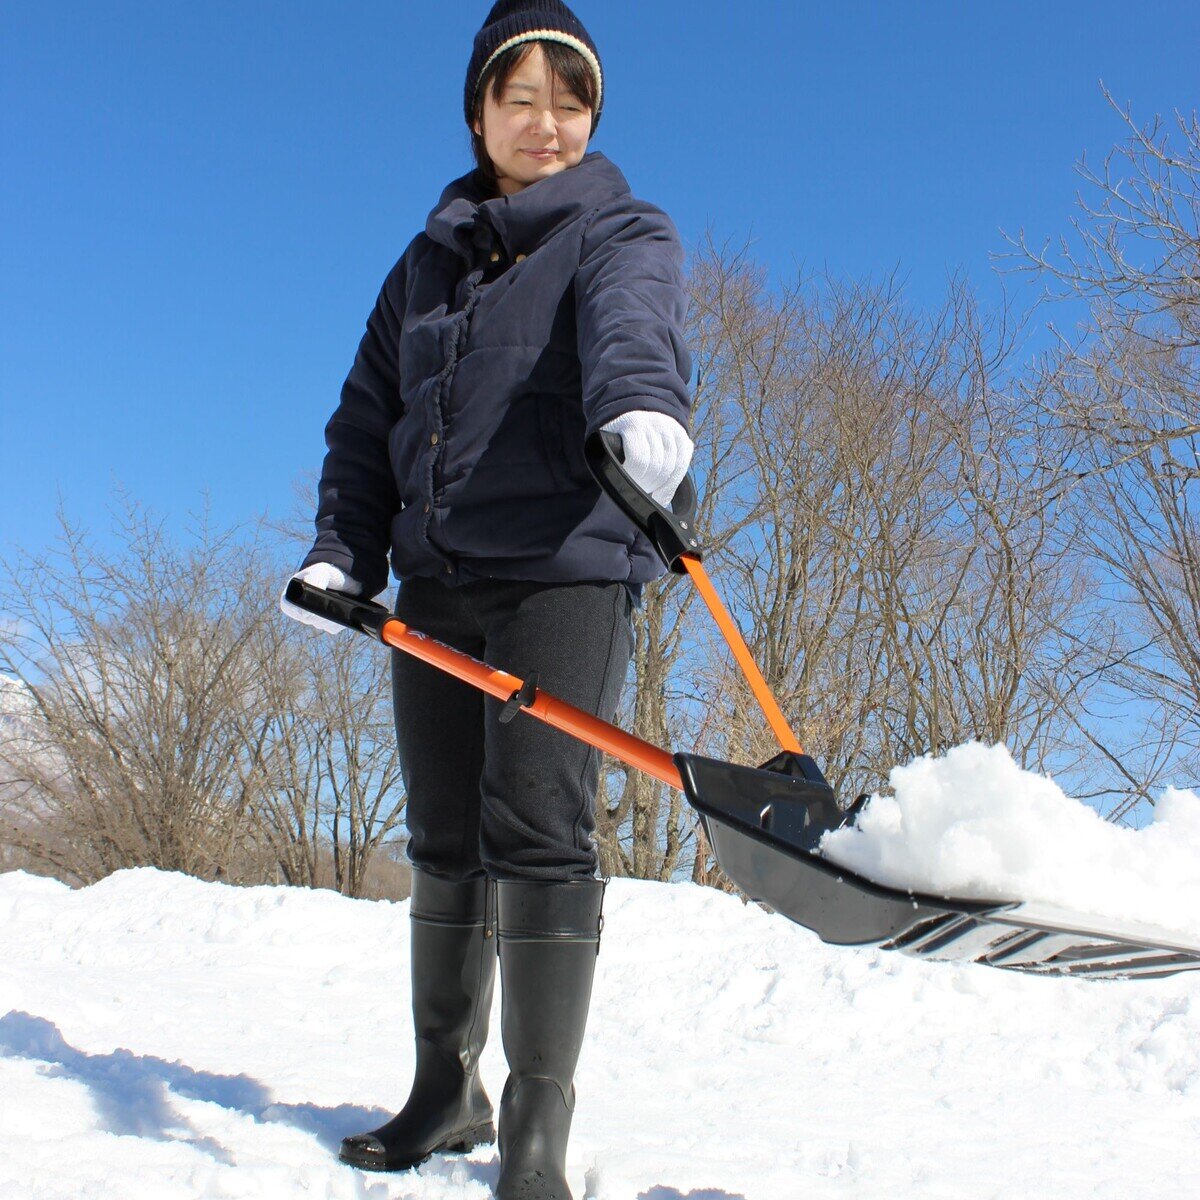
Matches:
[280,3,693,1196]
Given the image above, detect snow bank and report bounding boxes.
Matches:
[819,741,1200,938]
[1,866,1198,1199]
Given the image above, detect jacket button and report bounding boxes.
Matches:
[514,253,526,262]
[430,433,439,445]
[489,251,501,263]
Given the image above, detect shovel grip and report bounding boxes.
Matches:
[584,429,703,573]
[284,577,394,639]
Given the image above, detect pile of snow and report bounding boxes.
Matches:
[819,741,1200,938]
[1,865,1198,1199]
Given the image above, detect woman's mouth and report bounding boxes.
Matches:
[523,149,558,159]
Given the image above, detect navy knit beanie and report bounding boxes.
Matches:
[465,0,604,133]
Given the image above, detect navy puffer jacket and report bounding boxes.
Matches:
[299,150,693,600]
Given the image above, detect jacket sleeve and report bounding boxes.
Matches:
[574,196,693,438]
[298,254,407,598]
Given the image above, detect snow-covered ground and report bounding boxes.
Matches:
[1,864,1197,1199]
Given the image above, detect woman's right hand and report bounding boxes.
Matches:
[279,562,364,636]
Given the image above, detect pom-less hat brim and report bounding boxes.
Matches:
[474,29,603,115]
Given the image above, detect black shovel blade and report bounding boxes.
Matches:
[674,751,997,945]
[673,751,1200,979]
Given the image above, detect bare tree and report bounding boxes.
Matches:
[0,492,280,882]
[0,486,410,893]
[1004,91,1200,815]
[1004,86,1200,357]
[699,264,1085,791]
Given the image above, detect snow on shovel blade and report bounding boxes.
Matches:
[675,752,1200,981]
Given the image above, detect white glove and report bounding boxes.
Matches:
[280,562,363,636]
[599,410,693,507]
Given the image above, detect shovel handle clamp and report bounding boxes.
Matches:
[499,670,539,724]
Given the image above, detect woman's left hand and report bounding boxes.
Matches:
[599,410,694,507]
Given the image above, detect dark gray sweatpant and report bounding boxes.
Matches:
[391,575,634,883]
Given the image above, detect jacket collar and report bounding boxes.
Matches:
[424,150,630,262]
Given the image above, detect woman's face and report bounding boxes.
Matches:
[472,43,593,197]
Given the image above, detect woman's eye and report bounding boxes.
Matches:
[507,98,581,110]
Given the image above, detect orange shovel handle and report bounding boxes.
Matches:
[378,616,684,791]
[679,555,803,755]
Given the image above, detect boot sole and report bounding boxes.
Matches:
[338,1121,496,1172]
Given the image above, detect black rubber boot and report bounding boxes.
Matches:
[494,878,606,1200]
[339,869,499,1171]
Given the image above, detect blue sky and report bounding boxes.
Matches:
[2,0,1199,565]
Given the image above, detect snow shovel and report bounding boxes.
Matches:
[285,432,1200,982]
